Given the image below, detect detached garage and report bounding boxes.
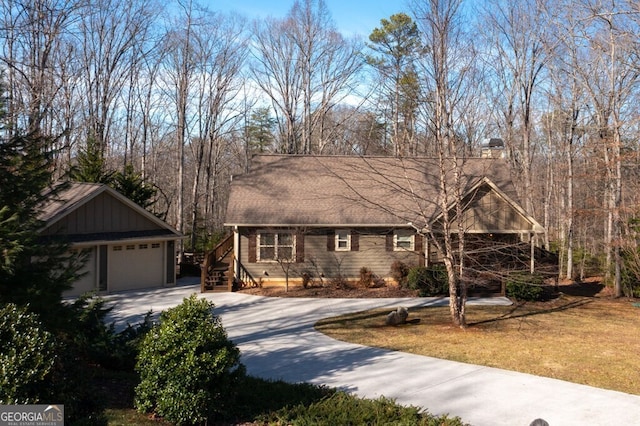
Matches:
[38,182,183,297]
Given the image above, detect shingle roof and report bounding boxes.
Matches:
[225,155,521,228]
[38,182,105,224]
[38,181,181,237]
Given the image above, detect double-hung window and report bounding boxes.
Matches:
[257,232,295,261]
[335,230,351,251]
[394,230,414,251]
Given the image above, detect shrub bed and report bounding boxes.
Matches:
[505,272,546,301]
[407,265,449,296]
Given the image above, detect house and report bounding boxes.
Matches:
[217,155,544,290]
[38,182,182,296]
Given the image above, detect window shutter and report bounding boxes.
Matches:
[385,233,393,251]
[296,231,305,263]
[351,230,359,251]
[414,233,423,253]
[327,230,335,251]
[415,234,425,267]
[248,229,257,263]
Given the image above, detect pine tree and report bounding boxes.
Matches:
[68,137,116,184]
[114,164,157,211]
[0,131,85,326]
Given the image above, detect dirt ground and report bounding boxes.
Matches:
[238,283,420,298]
[237,276,615,299]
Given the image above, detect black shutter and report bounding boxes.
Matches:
[386,233,393,251]
[351,230,359,251]
[296,231,305,263]
[327,230,335,251]
[248,229,257,263]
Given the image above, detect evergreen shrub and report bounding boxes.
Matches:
[0,304,55,404]
[505,272,545,301]
[262,391,464,425]
[135,295,245,424]
[406,265,449,296]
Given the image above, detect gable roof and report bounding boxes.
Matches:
[225,155,535,230]
[38,182,182,243]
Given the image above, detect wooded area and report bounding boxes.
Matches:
[3,0,640,297]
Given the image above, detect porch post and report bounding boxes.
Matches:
[234,226,240,282]
[530,232,535,274]
[424,237,429,267]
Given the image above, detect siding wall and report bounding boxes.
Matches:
[457,188,531,232]
[240,228,421,286]
[41,192,159,236]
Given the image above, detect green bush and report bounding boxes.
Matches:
[407,265,449,296]
[262,391,464,425]
[505,272,545,301]
[0,303,55,404]
[64,295,152,371]
[135,295,245,424]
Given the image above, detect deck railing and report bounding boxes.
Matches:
[234,256,258,288]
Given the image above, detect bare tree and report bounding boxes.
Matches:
[479,0,549,216]
[250,16,302,153]
[413,0,480,327]
[78,0,158,156]
[160,0,197,261]
[250,0,362,154]
[0,0,81,137]
[189,11,248,249]
[572,1,637,296]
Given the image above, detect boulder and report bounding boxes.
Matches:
[385,306,409,326]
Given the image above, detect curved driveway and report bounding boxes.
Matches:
[105,282,640,426]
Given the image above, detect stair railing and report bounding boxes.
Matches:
[201,233,234,292]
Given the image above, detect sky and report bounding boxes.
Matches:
[207,0,408,38]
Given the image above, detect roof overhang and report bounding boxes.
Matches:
[224,223,415,228]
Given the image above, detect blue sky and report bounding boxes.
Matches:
[208,0,409,38]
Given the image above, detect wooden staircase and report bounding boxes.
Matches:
[201,234,234,292]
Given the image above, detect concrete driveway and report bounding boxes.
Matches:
[105,281,640,426]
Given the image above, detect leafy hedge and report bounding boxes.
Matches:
[407,265,449,296]
[505,272,545,301]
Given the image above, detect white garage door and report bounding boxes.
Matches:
[109,241,164,292]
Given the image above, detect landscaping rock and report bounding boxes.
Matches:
[385,306,409,326]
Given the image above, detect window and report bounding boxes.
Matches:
[152,243,160,249]
[126,244,135,250]
[335,230,351,251]
[394,230,414,251]
[113,246,122,251]
[257,232,295,261]
[139,244,148,249]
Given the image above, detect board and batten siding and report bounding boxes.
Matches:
[239,228,422,286]
[457,188,532,232]
[41,192,159,236]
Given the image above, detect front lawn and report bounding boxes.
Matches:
[315,293,640,395]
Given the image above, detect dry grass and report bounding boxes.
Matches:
[315,293,640,395]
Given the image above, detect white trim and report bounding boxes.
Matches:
[256,230,296,262]
[335,229,351,251]
[394,230,414,251]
